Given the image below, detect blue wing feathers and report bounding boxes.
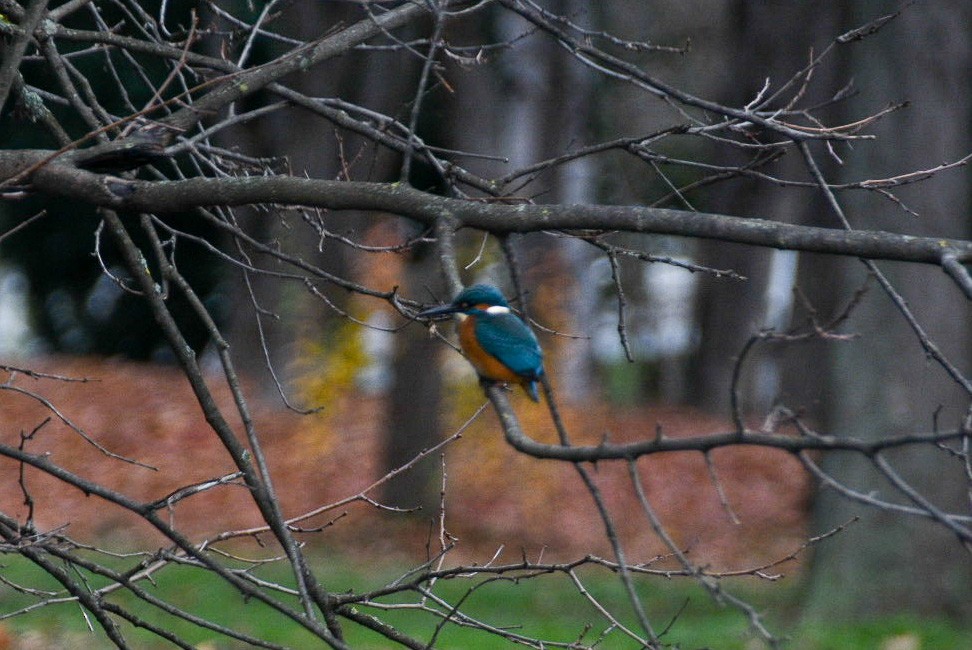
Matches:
[474,313,544,379]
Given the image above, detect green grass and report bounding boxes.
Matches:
[0,553,968,649]
[789,616,969,650]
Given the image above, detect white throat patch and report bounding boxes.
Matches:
[485,305,511,316]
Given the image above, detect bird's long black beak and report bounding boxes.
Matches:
[417,303,461,319]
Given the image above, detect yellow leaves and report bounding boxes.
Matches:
[294,318,370,414]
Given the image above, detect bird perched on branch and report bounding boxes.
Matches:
[418,284,545,401]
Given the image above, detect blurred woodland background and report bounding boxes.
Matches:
[1,1,971,648]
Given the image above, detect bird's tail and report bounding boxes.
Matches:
[524,380,540,402]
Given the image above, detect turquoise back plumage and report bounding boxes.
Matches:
[473,311,543,381]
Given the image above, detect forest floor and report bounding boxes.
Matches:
[0,356,811,575]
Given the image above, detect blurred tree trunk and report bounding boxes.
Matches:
[801,3,972,621]
[381,243,442,511]
[207,3,445,507]
[692,2,837,413]
[689,1,753,412]
[218,3,417,393]
[692,239,770,412]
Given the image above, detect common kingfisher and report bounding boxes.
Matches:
[418,284,545,401]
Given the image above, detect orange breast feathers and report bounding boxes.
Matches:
[458,316,523,384]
